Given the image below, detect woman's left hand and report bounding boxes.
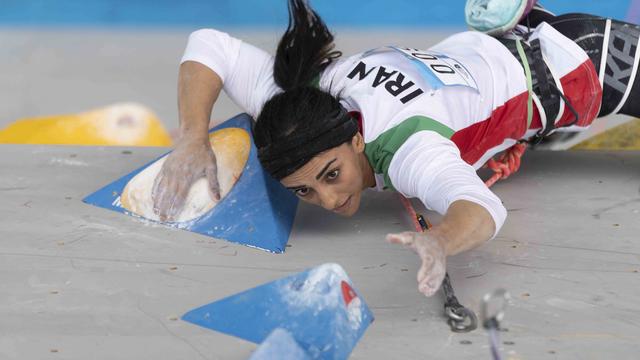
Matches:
[386,231,447,297]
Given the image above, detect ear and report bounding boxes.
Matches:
[351,132,365,153]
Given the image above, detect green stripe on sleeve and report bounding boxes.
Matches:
[364,115,454,191]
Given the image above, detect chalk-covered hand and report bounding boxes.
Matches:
[152,137,220,221]
[386,231,447,297]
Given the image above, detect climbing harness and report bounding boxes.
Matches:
[481,289,511,360]
[485,18,585,188]
[398,195,478,332]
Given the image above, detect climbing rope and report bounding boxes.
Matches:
[484,142,528,188]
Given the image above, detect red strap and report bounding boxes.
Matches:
[398,194,423,232]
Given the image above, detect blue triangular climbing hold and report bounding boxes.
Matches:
[249,328,312,360]
[82,113,298,253]
[182,263,374,360]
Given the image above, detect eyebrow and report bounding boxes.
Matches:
[315,158,337,180]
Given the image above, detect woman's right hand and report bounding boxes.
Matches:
[152,136,221,222]
[153,52,226,221]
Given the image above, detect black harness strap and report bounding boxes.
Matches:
[528,38,559,142]
[498,36,580,145]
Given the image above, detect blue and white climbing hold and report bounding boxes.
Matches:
[182,263,374,360]
[83,113,298,253]
[249,328,312,360]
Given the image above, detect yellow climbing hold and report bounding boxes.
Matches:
[0,103,172,146]
[572,119,640,150]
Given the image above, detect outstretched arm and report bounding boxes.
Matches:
[387,199,495,297]
[429,199,496,255]
[385,130,506,297]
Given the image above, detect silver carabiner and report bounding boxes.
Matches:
[445,304,478,333]
[481,288,510,330]
[481,289,510,360]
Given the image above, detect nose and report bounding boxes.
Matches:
[317,188,340,211]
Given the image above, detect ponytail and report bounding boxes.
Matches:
[255,0,354,180]
[273,0,342,90]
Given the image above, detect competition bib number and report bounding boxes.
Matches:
[390,46,479,92]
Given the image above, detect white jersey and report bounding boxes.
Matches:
[180,25,600,238]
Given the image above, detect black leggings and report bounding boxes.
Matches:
[523,12,640,118]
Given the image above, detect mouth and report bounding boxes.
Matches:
[334,195,352,213]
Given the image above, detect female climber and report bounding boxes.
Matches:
[151,0,640,297]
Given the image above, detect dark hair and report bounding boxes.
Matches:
[273,0,342,91]
[255,0,357,180]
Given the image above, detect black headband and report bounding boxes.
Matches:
[258,107,358,180]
